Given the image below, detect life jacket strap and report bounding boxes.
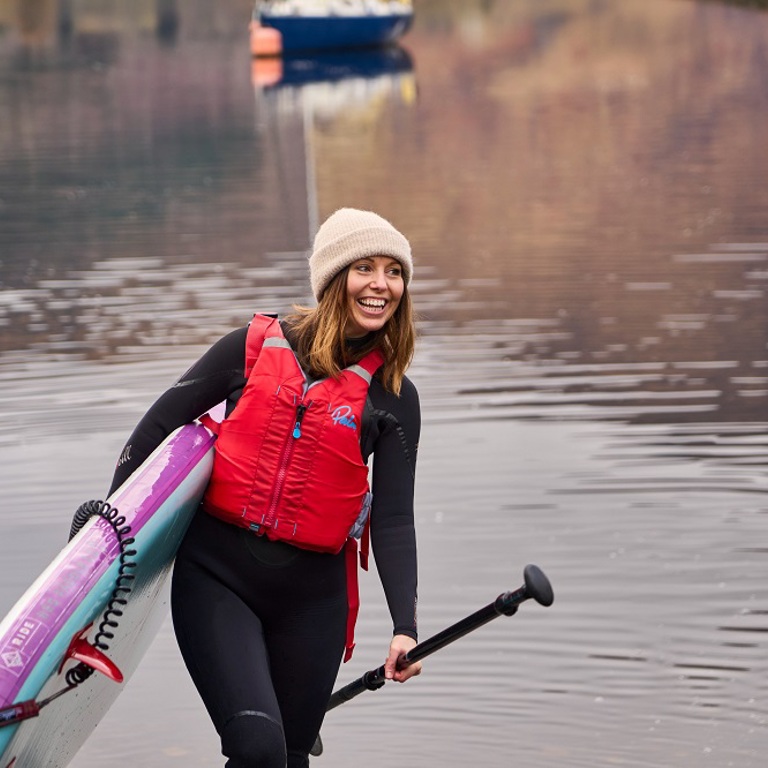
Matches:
[344,537,360,662]
[198,412,220,435]
[360,517,370,571]
[245,313,279,375]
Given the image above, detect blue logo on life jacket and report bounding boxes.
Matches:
[331,405,358,431]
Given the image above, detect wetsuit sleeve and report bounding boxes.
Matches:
[369,376,421,640]
[107,327,248,496]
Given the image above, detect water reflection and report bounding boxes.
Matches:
[1,0,767,427]
[1,2,768,767]
[253,45,414,89]
[252,44,416,241]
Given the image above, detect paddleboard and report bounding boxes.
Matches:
[0,421,215,768]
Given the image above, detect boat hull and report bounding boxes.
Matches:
[259,12,413,52]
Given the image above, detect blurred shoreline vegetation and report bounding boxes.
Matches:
[0,0,766,46]
[408,0,768,21]
[715,0,767,7]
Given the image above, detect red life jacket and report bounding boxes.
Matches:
[201,313,383,660]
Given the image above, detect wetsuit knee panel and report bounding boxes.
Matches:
[221,710,286,768]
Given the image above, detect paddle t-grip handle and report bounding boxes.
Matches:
[493,564,554,617]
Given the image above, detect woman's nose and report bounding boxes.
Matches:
[369,269,387,288]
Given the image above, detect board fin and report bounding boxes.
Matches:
[59,625,124,684]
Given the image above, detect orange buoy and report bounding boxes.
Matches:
[249,20,283,58]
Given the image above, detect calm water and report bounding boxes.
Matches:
[1,1,767,766]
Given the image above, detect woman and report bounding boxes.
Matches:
[107,208,421,767]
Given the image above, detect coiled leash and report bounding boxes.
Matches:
[0,501,135,728]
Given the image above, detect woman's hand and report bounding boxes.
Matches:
[384,634,422,683]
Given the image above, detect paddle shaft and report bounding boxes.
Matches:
[326,564,553,712]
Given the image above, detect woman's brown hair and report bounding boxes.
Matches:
[285,267,416,395]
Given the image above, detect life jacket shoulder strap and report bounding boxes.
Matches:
[245,313,280,376]
[351,348,385,378]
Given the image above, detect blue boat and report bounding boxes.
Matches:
[256,1,414,53]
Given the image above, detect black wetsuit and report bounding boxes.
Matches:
[108,324,420,768]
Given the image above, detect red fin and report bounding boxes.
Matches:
[60,625,124,683]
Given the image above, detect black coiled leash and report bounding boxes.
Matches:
[0,501,136,728]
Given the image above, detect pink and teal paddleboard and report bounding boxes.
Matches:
[0,422,215,768]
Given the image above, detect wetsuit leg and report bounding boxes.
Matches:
[171,543,287,767]
[171,511,348,767]
[264,591,347,764]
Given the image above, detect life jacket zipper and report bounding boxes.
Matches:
[292,403,307,438]
[263,399,309,531]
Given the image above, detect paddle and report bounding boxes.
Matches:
[311,563,554,756]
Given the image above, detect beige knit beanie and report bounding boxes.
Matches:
[308,208,413,300]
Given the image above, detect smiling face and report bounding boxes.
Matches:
[345,255,405,338]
